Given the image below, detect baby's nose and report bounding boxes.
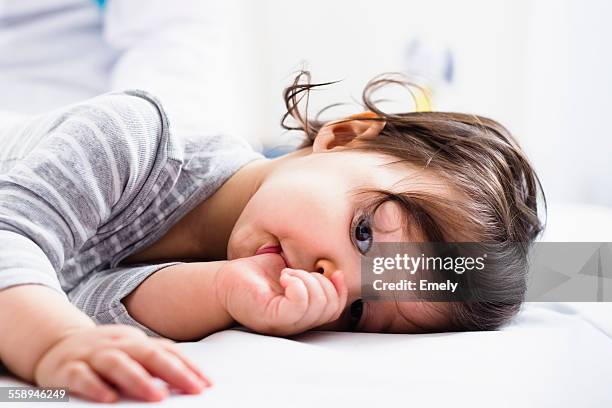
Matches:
[314,259,338,279]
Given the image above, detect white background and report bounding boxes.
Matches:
[223,0,612,207]
[0,0,610,207]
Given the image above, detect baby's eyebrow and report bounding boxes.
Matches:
[374,206,426,243]
[395,199,443,242]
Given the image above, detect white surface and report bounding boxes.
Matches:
[1,203,612,407]
[1,302,611,407]
[540,201,612,242]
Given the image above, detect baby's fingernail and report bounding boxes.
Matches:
[100,391,117,403]
[187,374,206,392]
[195,374,210,387]
[150,387,167,401]
[196,370,209,382]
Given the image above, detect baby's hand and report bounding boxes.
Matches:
[34,325,210,402]
[214,253,348,336]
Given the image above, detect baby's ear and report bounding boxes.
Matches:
[312,111,386,152]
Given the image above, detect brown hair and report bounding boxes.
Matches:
[281,71,546,331]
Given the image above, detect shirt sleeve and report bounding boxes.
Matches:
[68,262,181,337]
[0,90,171,295]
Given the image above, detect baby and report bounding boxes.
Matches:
[0,71,544,402]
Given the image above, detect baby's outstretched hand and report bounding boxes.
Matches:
[214,253,348,336]
[34,325,209,402]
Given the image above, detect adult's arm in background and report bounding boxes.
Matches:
[102,0,261,150]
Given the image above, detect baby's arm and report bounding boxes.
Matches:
[0,285,94,382]
[0,283,208,403]
[121,253,348,339]
[122,261,234,341]
[0,92,209,401]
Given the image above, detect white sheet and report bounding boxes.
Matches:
[2,302,611,407]
[2,203,611,407]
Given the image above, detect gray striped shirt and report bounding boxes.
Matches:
[0,90,263,336]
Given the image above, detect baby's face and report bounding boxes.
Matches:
[227,148,452,333]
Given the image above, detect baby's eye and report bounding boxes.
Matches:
[349,299,364,329]
[353,217,373,254]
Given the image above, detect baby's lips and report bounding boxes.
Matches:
[254,244,294,269]
[255,244,282,256]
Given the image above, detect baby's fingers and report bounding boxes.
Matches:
[119,342,207,395]
[154,338,212,386]
[276,269,309,320]
[57,361,118,403]
[90,349,166,402]
[283,269,328,327]
[329,270,348,320]
[311,272,345,324]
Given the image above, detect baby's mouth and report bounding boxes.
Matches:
[279,251,292,269]
[254,244,281,256]
[254,244,293,268]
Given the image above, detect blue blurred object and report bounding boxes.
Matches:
[404,37,454,84]
[262,144,299,158]
[94,0,106,8]
[401,37,455,111]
